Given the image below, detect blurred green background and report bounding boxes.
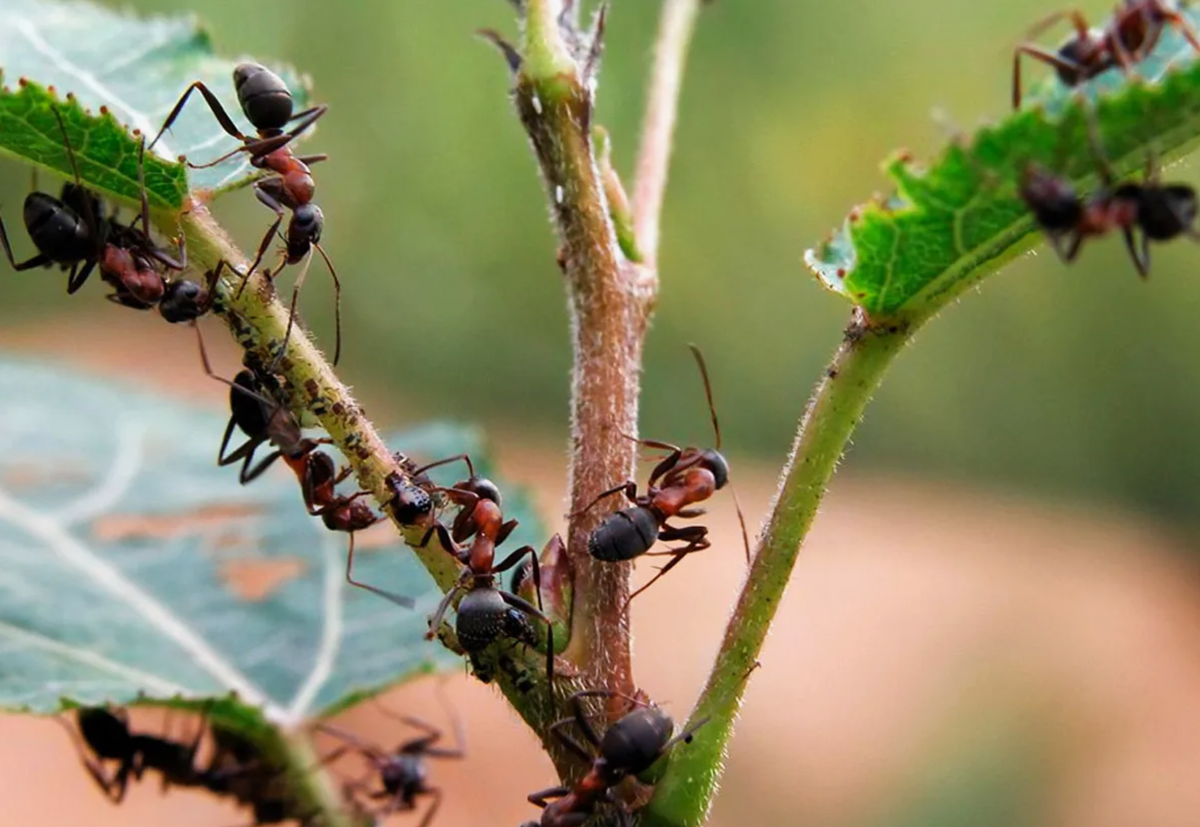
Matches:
[4,0,1200,531]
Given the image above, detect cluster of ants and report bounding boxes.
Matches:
[19,0,1200,823]
[3,63,742,826]
[1012,0,1200,274]
[63,682,711,827]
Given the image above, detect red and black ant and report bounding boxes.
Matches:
[316,695,465,827]
[148,63,341,365]
[0,107,198,316]
[1019,110,1199,277]
[1012,0,1200,109]
[353,454,555,688]
[519,691,706,827]
[578,346,748,603]
[59,707,212,803]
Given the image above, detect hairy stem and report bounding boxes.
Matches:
[641,312,917,827]
[632,0,703,267]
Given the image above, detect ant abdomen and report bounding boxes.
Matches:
[588,507,658,562]
[599,706,675,778]
[233,63,294,131]
[455,588,513,651]
[23,192,91,263]
[159,280,209,323]
[1138,184,1199,240]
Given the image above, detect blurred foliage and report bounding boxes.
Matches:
[4,0,1200,534]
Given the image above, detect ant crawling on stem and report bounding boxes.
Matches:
[353,453,556,690]
[148,63,341,365]
[517,691,707,827]
[577,345,749,603]
[1012,0,1200,109]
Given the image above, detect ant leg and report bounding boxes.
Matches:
[54,716,125,802]
[239,448,283,484]
[0,211,52,271]
[148,81,247,153]
[312,723,385,762]
[528,786,572,809]
[66,258,98,294]
[495,518,520,546]
[296,154,329,165]
[241,184,287,289]
[1012,45,1085,109]
[1122,226,1151,279]
[425,578,465,640]
[415,788,443,827]
[239,105,330,160]
[413,453,477,480]
[312,241,343,366]
[629,532,711,603]
[345,532,415,608]
[546,718,596,762]
[1162,6,1200,54]
[271,248,315,369]
[572,480,639,517]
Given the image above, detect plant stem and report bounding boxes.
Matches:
[641,312,916,827]
[280,727,364,827]
[632,0,703,268]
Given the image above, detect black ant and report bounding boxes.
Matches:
[354,454,555,688]
[316,695,465,827]
[59,707,210,803]
[148,63,341,365]
[1019,110,1199,278]
[1012,1,1200,109]
[519,691,706,827]
[0,107,191,310]
[578,346,748,603]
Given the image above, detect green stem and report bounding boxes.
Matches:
[280,728,364,827]
[641,311,917,827]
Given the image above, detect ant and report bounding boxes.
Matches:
[0,107,190,309]
[519,691,707,827]
[1019,109,1199,278]
[578,346,748,603]
[59,707,210,803]
[354,453,555,688]
[1012,1,1200,109]
[316,694,465,827]
[148,63,341,365]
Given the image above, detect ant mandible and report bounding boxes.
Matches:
[0,106,187,307]
[315,694,465,827]
[1012,0,1200,109]
[147,63,342,365]
[578,345,749,603]
[1019,109,1199,277]
[519,691,707,827]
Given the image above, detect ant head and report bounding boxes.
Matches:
[287,204,324,259]
[158,279,208,324]
[233,63,294,132]
[1019,164,1083,234]
[1137,183,1199,241]
[387,474,434,524]
[77,707,132,754]
[700,448,730,490]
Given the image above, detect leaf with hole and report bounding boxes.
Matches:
[0,0,312,209]
[804,8,1200,320]
[0,359,542,727]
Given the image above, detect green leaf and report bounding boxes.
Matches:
[0,0,311,204]
[804,9,1200,320]
[0,78,187,212]
[0,358,540,726]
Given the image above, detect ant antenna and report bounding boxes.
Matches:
[313,241,343,366]
[688,344,721,450]
[688,344,752,563]
[51,106,101,239]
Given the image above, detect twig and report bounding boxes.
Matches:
[641,312,918,827]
